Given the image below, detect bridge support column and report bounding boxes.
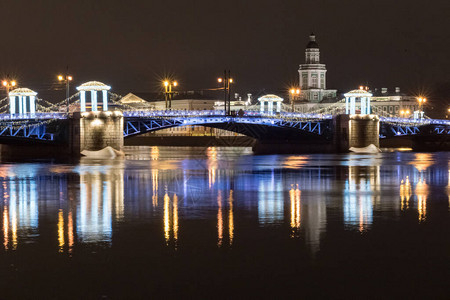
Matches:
[333,114,379,152]
[74,111,124,153]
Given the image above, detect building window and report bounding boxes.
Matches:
[302,75,307,88]
[312,75,318,88]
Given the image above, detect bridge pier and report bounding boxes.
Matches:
[333,114,379,152]
[72,111,124,153]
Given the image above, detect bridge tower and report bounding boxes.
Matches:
[334,89,380,152]
[344,89,372,115]
[71,81,123,154]
[258,94,283,115]
[9,88,37,115]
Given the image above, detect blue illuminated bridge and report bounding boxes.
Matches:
[0,109,449,141]
[0,86,449,152]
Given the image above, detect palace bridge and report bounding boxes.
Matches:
[0,81,449,156]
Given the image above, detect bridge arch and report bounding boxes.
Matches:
[123,115,330,140]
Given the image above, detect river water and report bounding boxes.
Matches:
[0,146,449,299]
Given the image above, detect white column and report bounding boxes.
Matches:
[18,96,23,114]
[260,101,264,113]
[91,90,97,112]
[102,90,108,111]
[80,91,86,112]
[9,96,15,115]
[268,101,273,115]
[361,97,366,115]
[276,101,281,113]
[30,95,36,114]
[23,96,28,114]
[367,97,371,114]
[345,96,349,114]
[350,97,356,115]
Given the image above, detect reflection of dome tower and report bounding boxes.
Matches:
[298,33,336,103]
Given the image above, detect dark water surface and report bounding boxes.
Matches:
[0,146,449,299]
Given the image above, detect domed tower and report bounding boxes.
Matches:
[305,33,320,64]
[298,33,336,103]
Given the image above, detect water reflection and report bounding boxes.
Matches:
[0,165,43,250]
[400,177,412,210]
[415,179,428,222]
[343,166,380,232]
[216,190,234,247]
[0,149,449,255]
[258,172,284,225]
[164,192,179,248]
[77,163,124,244]
[289,185,301,237]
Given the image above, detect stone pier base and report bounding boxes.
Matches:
[333,114,380,152]
[77,111,124,152]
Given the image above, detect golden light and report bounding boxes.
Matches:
[406,110,410,114]
[296,89,300,94]
[58,75,64,81]
[2,81,7,87]
[11,81,16,86]
[68,76,73,81]
[173,81,178,87]
[163,81,169,87]
[229,78,233,83]
[290,89,295,94]
[359,86,364,90]
[218,78,223,83]
[400,110,404,115]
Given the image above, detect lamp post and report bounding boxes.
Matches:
[417,97,427,119]
[218,70,233,116]
[400,109,410,118]
[58,74,73,113]
[290,88,300,112]
[2,79,16,97]
[163,80,178,109]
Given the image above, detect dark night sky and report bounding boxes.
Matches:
[0,0,449,99]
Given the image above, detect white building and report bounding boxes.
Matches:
[298,33,337,102]
[369,87,420,117]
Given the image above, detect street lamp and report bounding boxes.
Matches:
[290,88,300,112]
[58,74,73,113]
[400,109,410,118]
[163,80,178,109]
[2,79,17,96]
[218,70,233,116]
[417,97,427,119]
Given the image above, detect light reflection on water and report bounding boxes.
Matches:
[0,147,449,254]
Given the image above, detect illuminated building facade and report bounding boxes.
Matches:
[298,33,337,102]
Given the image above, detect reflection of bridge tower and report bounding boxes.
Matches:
[258,172,284,225]
[0,165,62,250]
[9,88,37,115]
[288,182,326,254]
[77,164,124,244]
[343,166,380,232]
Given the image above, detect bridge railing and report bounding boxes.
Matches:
[0,112,67,121]
[123,109,332,121]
